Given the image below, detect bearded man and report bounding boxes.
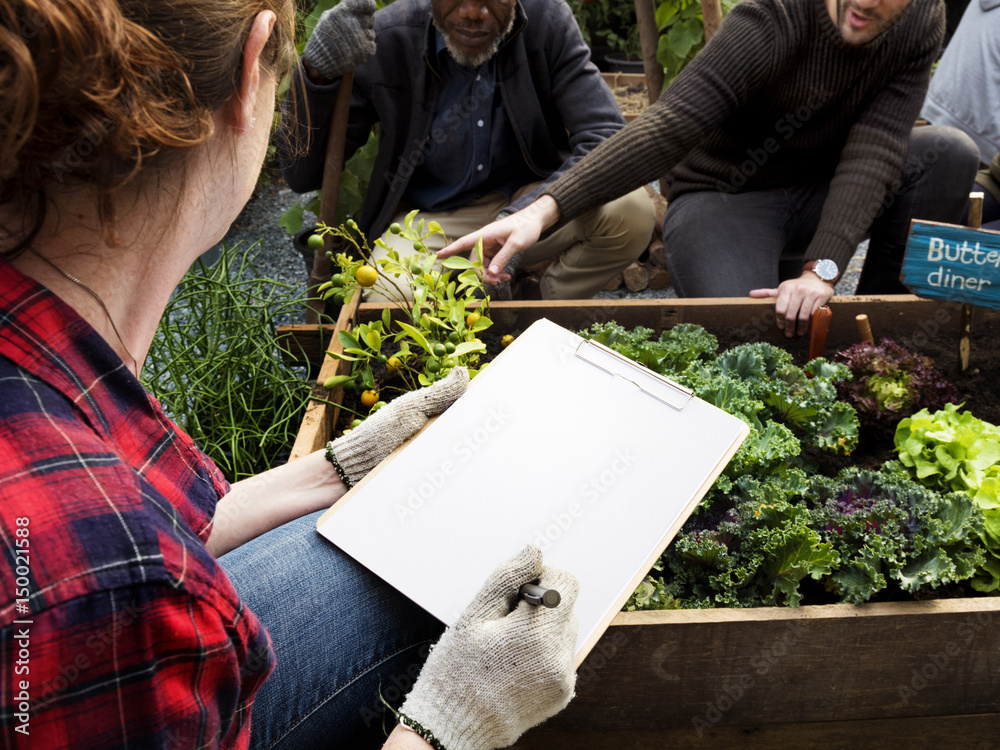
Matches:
[279,0,655,301]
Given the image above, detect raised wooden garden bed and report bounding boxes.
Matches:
[278,296,1000,747]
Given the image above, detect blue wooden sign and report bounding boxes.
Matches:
[901,220,1000,310]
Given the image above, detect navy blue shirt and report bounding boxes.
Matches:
[403,32,535,211]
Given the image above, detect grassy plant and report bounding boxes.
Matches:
[143,243,322,482]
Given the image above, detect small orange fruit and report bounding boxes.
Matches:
[355,265,378,287]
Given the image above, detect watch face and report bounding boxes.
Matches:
[814,259,838,281]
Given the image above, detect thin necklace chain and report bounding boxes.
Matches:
[29,248,140,379]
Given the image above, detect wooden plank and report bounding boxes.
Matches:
[283,297,1000,367]
[292,296,1000,453]
[288,296,360,461]
[527,599,1000,732]
[358,296,1000,353]
[516,713,1000,749]
[276,323,337,368]
[306,71,354,324]
[901,219,1000,308]
[601,72,647,89]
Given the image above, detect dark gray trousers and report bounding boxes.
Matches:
[662,125,982,296]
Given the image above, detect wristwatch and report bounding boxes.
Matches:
[803,259,839,282]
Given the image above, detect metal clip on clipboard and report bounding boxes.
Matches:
[575,339,693,411]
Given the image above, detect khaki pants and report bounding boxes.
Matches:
[366,183,655,301]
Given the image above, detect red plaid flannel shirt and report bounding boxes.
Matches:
[0,258,275,748]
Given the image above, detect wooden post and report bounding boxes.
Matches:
[808,305,832,361]
[856,314,874,344]
[960,192,984,372]
[701,0,724,42]
[306,71,354,325]
[634,0,663,103]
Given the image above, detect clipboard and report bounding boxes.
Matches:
[317,318,749,667]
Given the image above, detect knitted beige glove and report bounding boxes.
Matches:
[398,545,578,750]
[302,0,377,81]
[325,366,468,487]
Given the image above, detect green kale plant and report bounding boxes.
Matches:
[579,321,717,374]
[810,465,984,604]
[579,321,985,610]
[895,404,1000,592]
[664,470,838,608]
[624,575,678,611]
[580,324,859,485]
[683,342,858,457]
[660,465,983,608]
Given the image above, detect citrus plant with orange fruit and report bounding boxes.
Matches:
[312,212,493,428]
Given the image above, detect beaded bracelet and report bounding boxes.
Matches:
[324,442,354,489]
[396,712,447,750]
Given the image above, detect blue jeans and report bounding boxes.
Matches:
[219,511,444,750]
[662,125,981,296]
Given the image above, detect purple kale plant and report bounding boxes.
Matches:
[833,338,958,443]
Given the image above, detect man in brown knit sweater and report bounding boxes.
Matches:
[440,0,981,336]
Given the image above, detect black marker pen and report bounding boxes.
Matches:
[519,582,561,608]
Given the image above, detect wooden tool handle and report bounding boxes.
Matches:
[306,71,355,325]
[808,305,832,361]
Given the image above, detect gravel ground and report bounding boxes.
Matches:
[210,183,316,325]
[217,182,866,319]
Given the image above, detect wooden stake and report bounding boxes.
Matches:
[808,305,832,361]
[856,314,874,344]
[960,192,984,372]
[634,0,663,102]
[306,71,354,325]
[700,0,724,42]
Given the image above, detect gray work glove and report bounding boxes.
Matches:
[302,0,377,81]
[325,366,468,486]
[398,545,579,750]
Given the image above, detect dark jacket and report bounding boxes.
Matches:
[279,0,625,239]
